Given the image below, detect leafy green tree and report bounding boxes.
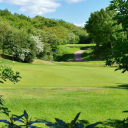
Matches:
[41,43,53,61]
[30,34,44,59]
[67,33,79,44]
[85,9,122,53]
[7,28,36,63]
[106,0,128,72]
[34,30,60,60]
[0,21,11,54]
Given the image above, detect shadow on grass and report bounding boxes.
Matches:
[85,119,127,128]
[82,52,106,61]
[116,84,128,90]
[56,53,74,62]
[66,46,95,50]
[80,46,95,50]
[1,54,13,60]
[79,120,90,126]
[104,83,128,90]
[99,119,126,128]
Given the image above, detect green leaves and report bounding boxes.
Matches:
[0,63,21,83]
[0,95,10,116]
[46,112,100,128]
[46,112,83,128]
[85,8,120,54]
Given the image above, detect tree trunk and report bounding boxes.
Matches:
[2,37,4,54]
[95,43,99,53]
[110,42,113,55]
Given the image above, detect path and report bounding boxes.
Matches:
[74,48,88,61]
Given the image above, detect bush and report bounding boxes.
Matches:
[9,29,36,63]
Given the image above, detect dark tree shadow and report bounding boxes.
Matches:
[80,46,95,50]
[104,83,128,90]
[37,117,127,128]
[79,119,90,126]
[116,84,128,90]
[56,53,74,61]
[98,119,127,128]
[66,46,94,50]
[80,119,126,128]
[1,54,13,60]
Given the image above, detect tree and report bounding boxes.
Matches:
[7,28,36,63]
[67,33,79,44]
[35,30,60,60]
[106,0,128,73]
[0,21,11,54]
[85,9,122,53]
[30,34,44,58]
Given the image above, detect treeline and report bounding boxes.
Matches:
[0,9,89,62]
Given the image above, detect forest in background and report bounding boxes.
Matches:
[0,9,90,63]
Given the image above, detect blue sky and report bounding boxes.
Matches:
[0,0,111,26]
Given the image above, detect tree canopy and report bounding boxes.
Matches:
[105,0,128,73]
[0,9,89,62]
[85,9,123,53]
[85,2,128,73]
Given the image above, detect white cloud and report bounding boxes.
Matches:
[65,0,86,4]
[1,0,61,16]
[74,22,86,27]
[0,0,86,16]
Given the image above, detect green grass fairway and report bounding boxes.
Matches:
[0,58,128,127]
[1,61,128,88]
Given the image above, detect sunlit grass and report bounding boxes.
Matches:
[1,87,128,127]
[0,62,127,88]
[0,48,128,127]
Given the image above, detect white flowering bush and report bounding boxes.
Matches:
[12,46,34,63]
[31,34,44,54]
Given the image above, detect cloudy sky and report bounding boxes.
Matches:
[0,0,111,27]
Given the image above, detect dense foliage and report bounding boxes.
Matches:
[106,0,128,73]
[85,0,128,72]
[0,9,89,62]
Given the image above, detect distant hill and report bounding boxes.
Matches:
[0,9,91,62]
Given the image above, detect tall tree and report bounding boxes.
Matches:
[85,9,121,53]
[106,0,128,73]
[0,21,11,54]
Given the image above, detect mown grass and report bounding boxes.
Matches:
[0,44,128,127]
[1,87,128,127]
[56,60,106,67]
[0,57,128,127]
[0,60,128,88]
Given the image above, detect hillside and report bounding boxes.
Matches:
[0,9,90,63]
